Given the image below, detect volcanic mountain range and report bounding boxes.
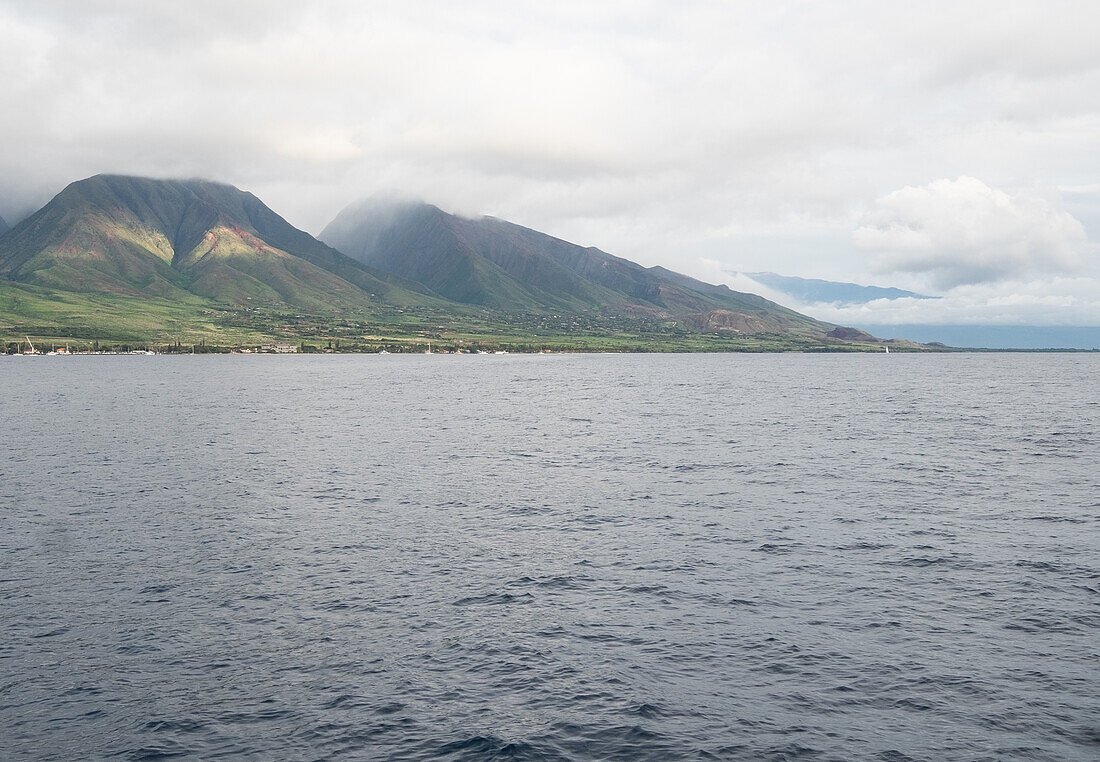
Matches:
[0,174,876,344]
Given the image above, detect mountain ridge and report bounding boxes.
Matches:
[0,175,438,311]
[0,175,892,349]
[320,199,851,338]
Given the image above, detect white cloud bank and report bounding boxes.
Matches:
[854,177,1088,289]
[1,1,1098,331]
[1,0,1099,278]
[802,277,1100,326]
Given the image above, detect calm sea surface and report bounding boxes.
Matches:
[1,353,1097,761]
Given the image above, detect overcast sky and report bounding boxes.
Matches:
[2,0,1098,325]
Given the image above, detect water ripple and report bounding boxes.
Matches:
[1,353,1097,761]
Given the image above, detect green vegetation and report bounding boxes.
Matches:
[0,173,933,354]
[0,279,271,346]
[319,200,840,337]
[0,174,436,311]
[0,279,925,353]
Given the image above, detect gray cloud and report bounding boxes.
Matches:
[786,276,1100,328]
[1,0,1098,315]
[854,177,1088,288]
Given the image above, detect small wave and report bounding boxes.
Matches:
[885,556,949,567]
[511,575,591,591]
[117,643,161,654]
[1015,560,1061,572]
[142,719,205,733]
[1067,725,1100,746]
[320,694,368,710]
[212,707,292,724]
[567,514,621,525]
[892,697,936,711]
[126,743,191,761]
[30,626,70,639]
[138,584,176,594]
[754,543,800,554]
[877,751,919,762]
[623,701,670,719]
[453,592,534,606]
[759,741,823,760]
[1004,617,1085,634]
[618,584,673,596]
[435,734,562,761]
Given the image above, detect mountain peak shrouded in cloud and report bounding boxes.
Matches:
[319,198,848,336]
[0,174,435,309]
[1,173,885,345]
[854,177,1088,289]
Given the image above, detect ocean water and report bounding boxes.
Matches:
[1,353,1097,761]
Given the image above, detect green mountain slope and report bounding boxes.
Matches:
[321,200,848,337]
[0,175,436,311]
[321,202,598,311]
[0,176,887,349]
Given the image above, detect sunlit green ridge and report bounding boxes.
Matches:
[0,175,902,351]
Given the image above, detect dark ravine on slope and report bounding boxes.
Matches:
[321,199,869,339]
[0,175,436,312]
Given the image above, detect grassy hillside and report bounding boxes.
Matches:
[0,279,268,345]
[1,276,919,352]
[1,175,900,352]
[0,175,439,311]
[320,200,843,337]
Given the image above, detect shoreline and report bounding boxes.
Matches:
[4,346,1098,356]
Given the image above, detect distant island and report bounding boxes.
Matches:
[744,272,935,305]
[0,174,927,353]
